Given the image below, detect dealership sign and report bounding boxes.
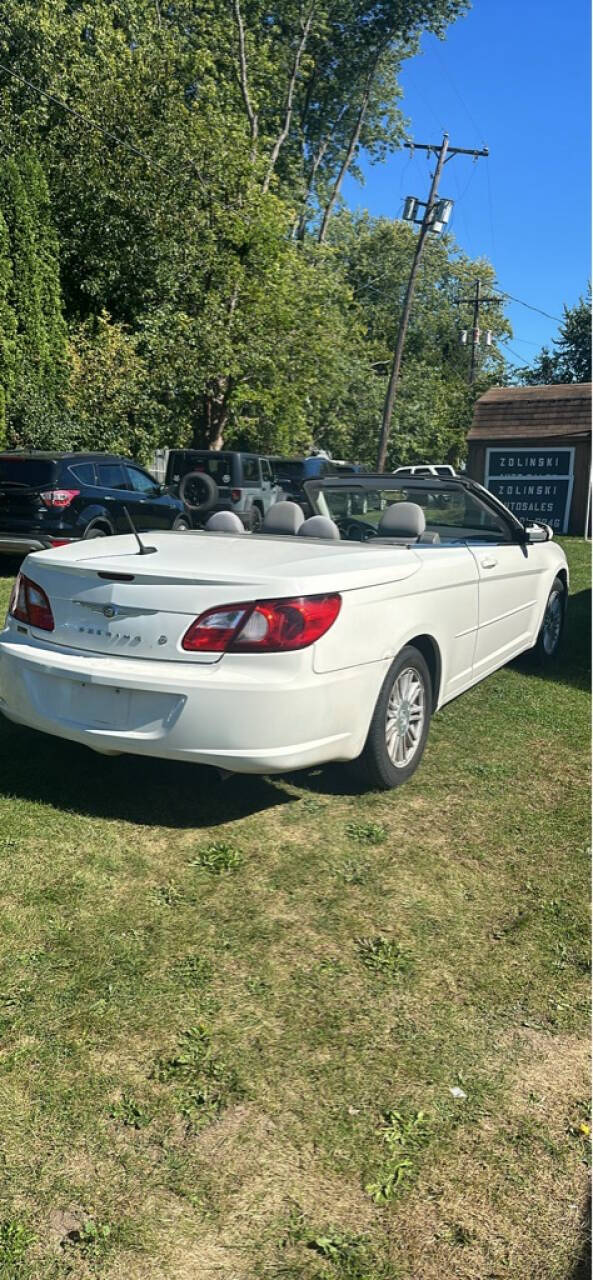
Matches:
[485,447,575,532]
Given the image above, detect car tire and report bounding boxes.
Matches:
[172,515,191,531]
[83,526,108,539]
[532,575,567,663]
[361,645,432,790]
[249,505,263,532]
[179,470,218,514]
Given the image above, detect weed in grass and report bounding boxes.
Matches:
[366,1108,431,1204]
[190,841,242,874]
[245,975,269,996]
[301,796,327,813]
[444,1222,476,1246]
[308,1231,376,1277]
[154,1025,243,1128]
[356,935,413,980]
[285,1215,391,1280]
[110,1094,151,1129]
[567,1098,592,1165]
[172,953,213,988]
[345,820,386,845]
[0,1220,35,1277]
[153,881,190,907]
[337,858,370,886]
[63,1219,112,1260]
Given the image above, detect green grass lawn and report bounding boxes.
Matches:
[0,540,589,1280]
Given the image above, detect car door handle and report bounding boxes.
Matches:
[480,555,498,569]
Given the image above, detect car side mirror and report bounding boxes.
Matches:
[522,522,551,543]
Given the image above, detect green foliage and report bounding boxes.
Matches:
[67,311,164,461]
[0,0,506,466]
[110,1094,151,1129]
[345,820,386,845]
[63,1219,113,1260]
[190,841,242,874]
[0,151,67,444]
[356,935,413,979]
[0,211,16,445]
[366,1108,431,1203]
[155,1025,243,1127]
[0,1220,35,1277]
[516,289,592,385]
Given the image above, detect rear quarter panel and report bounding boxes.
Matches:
[313,545,479,707]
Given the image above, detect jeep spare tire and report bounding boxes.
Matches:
[179,470,219,513]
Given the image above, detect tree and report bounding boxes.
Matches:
[0,0,506,467]
[516,289,591,385]
[0,211,16,444]
[325,210,510,467]
[0,151,67,442]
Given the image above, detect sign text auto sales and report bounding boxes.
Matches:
[485,447,574,532]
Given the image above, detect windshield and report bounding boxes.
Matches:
[168,452,237,486]
[271,459,305,482]
[315,482,513,544]
[0,457,58,487]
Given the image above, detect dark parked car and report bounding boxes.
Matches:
[269,455,364,514]
[0,451,190,555]
[165,449,281,530]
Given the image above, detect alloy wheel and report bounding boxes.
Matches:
[385,666,426,768]
[542,590,563,655]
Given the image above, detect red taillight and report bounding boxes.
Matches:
[48,537,71,547]
[182,594,341,653]
[9,573,55,631]
[39,489,80,509]
[230,489,241,503]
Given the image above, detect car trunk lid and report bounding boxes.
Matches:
[20,531,421,663]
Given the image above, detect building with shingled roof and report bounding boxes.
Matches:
[466,383,591,534]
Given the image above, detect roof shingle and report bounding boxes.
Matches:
[468,383,591,441]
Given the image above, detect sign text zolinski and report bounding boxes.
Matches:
[485,447,574,532]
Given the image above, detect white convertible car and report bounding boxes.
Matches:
[0,473,568,789]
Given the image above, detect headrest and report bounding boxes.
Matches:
[298,515,340,540]
[261,501,304,534]
[378,501,426,539]
[205,511,245,533]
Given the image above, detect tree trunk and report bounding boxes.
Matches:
[191,377,232,450]
[294,104,348,239]
[317,56,379,244]
[232,0,258,159]
[262,7,315,194]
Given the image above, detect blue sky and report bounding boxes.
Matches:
[343,0,591,367]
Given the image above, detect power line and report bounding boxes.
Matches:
[485,155,498,264]
[0,61,205,189]
[376,132,489,470]
[499,290,562,324]
[454,278,504,383]
[430,44,486,145]
[499,339,530,364]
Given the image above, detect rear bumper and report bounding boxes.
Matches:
[0,534,75,555]
[0,629,386,774]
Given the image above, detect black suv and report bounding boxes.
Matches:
[0,451,190,555]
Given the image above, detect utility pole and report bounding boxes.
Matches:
[376,133,489,472]
[454,278,503,384]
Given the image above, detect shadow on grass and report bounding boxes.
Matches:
[516,587,591,692]
[569,1190,591,1280]
[0,720,295,828]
